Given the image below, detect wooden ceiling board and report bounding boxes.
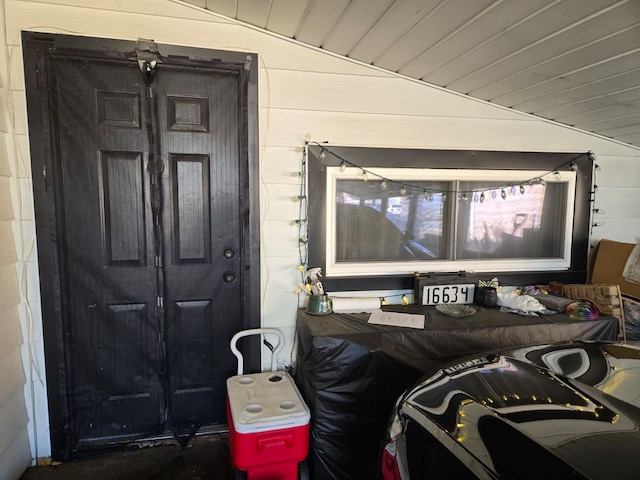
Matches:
[575,113,640,132]
[294,0,350,46]
[615,132,640,145]
[537,85,640,120]
[500,60,640,112]
[321,0,395,55]
[599,123,640,138]
[558,100,640,126]
[187,0,639,148]
[266,0,310,37]
[204,0,236,18]
[426,0,623,88]
[237,0,271,27]
[399,0,554,79]
[372,0,496,72]
[469,6,640,100]
[347,0,441,64]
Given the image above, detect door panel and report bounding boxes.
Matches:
[157,69,242,425]
[24,34,259,457]
[53,58,162,443]
[49,56,243,444]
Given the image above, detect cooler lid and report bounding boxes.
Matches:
[226,371,311,433]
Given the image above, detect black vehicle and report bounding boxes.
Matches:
[381,341,640,480]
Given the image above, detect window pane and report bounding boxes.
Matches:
[335,180,447,262]
[456,182,567,260]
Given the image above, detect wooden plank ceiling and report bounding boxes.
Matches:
[184,0,640,148]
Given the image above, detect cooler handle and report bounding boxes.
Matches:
[230,328,285,375]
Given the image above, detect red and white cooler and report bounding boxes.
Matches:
[226,328,310,480]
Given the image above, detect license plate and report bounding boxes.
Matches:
[421,284,475,305]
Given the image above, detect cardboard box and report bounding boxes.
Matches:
[590,239,640,300]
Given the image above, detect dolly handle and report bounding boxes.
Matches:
[230,328,285,375]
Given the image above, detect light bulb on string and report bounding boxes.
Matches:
[510,185,516,195]
[339,160,347,172]
[319,149,326,160]
[519,185,525,195]
[380,298,388,305]
[553,170,560,178]
[361,170,368,182]
[402,294,409,305]
[293,195,306,202]
[441,193,447,202]
[380,180,388,191]
[473,192,479,203]
[296,264,305,272]
[480,192,485,203]
[424,191,433,202]
[595,164,601,171]
[491,189,497,200]
[400,185,407,195]
[570,162,578,172]
[501,189,507,200]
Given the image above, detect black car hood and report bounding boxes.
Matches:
[401,342,640,480]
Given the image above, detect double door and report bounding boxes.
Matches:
[23,35,259,456]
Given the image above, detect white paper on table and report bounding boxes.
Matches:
[367,309,425,329]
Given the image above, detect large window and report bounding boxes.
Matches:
[308,147,594,291]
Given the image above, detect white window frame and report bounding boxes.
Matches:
[326,166,577,278]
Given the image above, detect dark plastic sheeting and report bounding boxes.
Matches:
[295,306,619,480]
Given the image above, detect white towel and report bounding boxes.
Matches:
[623,244,640,284]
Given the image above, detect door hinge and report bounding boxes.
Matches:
[155,255,162,267]
[156,296,164,308]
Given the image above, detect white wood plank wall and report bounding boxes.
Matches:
[1,0,639,470]
[0,0,32,477]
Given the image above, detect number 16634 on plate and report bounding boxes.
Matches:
[421,284,475,305]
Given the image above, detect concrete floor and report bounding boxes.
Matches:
[20,434,233,480]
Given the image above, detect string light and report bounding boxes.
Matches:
[292,142,599,295]
[310,143,592,200]
[294,136,310,298]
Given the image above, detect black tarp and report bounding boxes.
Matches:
[295,306,619,480]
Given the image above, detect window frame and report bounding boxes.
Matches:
[307,146,594,292]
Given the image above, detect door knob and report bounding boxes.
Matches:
[223,272,235,283]
[224,249,234,258]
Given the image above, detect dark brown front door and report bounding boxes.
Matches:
[23,34,259,457]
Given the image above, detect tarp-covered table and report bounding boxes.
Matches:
[294,306,619,480]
